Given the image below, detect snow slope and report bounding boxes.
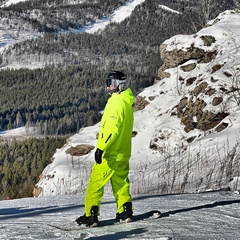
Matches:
[0,190,240,239]
[82,0,146,33]
[0,0,27,7]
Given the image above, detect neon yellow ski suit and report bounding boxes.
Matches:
[84,88,134,216]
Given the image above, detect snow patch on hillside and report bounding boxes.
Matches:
[73,0,146,33]
[159,4,182,14]
[0,0,27,7]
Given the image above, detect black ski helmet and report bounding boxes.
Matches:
[106,71,127,92]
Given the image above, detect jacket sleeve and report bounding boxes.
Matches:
[96,97,124,151]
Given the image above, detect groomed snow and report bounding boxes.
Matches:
[0,191,240,239]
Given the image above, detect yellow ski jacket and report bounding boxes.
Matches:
[96,88,134,161]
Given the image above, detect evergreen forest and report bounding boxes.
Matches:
[0,136,66,199]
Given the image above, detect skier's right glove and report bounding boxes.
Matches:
[95,148,103,164]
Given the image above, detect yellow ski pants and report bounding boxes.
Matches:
[84,158,132,216]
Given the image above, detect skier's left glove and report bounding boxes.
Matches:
[95,148,103,164]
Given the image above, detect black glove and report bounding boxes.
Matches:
[95,148,103,164]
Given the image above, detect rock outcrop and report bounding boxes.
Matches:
[156,10,240,134]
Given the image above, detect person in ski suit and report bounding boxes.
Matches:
[76,70,134,227]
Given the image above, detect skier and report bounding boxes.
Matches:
[76,70,134,227]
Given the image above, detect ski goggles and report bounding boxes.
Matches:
[106,78,126,87]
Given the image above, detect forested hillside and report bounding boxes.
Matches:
[0,66,105,134]
[0,0,130,32]
[0,0,235,135]
[0,136,66,199]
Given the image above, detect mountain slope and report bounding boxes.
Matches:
[35,10,240,197]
